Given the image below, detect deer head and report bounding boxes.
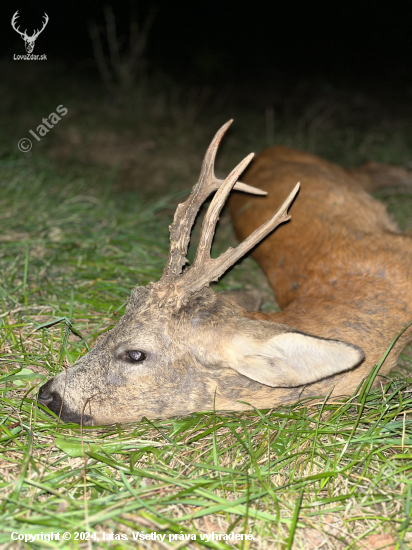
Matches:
[37,121,364,425]
[11,11,49,54]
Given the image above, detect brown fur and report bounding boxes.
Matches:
[229,145,412,396]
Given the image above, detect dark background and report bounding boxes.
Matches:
[3,0,412,85]
[3,0,412,197]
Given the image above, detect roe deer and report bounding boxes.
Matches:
[38,121,412,426]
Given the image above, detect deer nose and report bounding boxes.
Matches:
[38,386,54,406]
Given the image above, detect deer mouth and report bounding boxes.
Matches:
[37,382,94,425]
[38,388,53,406]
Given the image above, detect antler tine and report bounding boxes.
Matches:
[173,182,300,305]
[197,121,266,195]
[199,119,233,184]
[194,153,255,268]
[232,181,267,195]
[161,120,264,280]
[212,182,300,277]
[161,120,232,280]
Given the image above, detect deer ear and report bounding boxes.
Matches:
[229,331,364,387]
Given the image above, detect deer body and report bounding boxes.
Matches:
[230,146,412,398]
[38,123,412,425]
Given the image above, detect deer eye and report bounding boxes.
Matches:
[127,350,146,362]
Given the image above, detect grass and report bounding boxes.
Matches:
[1,72,412,549]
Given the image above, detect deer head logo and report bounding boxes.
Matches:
[11,11,49,53]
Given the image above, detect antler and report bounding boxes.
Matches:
[161,120,267,280]
[11,11,27,38]
[32,13,49,39]
[150,121,300,310]
[172,179,300,308]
